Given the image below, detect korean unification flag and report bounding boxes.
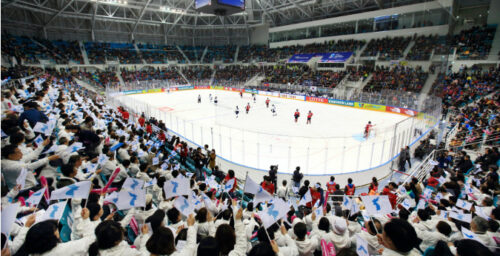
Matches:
[66,142,84,153]
[461,227,483,244]
[400,198,412,210]
[163,177,190,199]
[174,196,195,217]
[456,199,473,211]
[342,196,352,210]
[450,211,472,223]
[25,187,46,207]
[16,168,29,189]
[98,154,109,165]
[144,178,157,188]
[361,195,393,216]
[201,192,214,209]
[205,175,219,189]
[116,188,146,210]
[103,191,119,205]
[355,234,370,256]
[33,122,50,135]
[1,203,20,237]
[223,179,235,192]
[190,192,203,210]
[50,181,92,200]
[41,201,67,222]
[260,198,289,228]
[254,187,273,205]
[243,176,260,194]
[122,178,145,193]
[298,189,312,206]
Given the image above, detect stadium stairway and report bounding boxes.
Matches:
[355,42,369,62]
[488,25,500,61]
[234,45,240,63]
[357,73,373,91]
[402,40,415,59]
[177,67,191,85]
[79,41,90,65]
[116,72,126,87]
[210,68,216,86]
[200,46,208,63]
[134,43,147,64]
[176,45,191,64]
[244,74,265,87]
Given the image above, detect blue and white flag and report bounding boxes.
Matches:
[98,154,109,165]
[116,188,146,210]
[260,198,289,228]
[50,181,92,200]
[152,157,159,166]
[254,186,273,205]
[26,187,46,207]
[461,227,483,244]
[243,176,260,194]
[201,192,214,209]
[401,198,412,210]
[456,199,473,211]
[174,196,194,217]
[104,191,119,205]
[190,192,203,210]
[450,211,472,223]
[41,201,67,222]
[361,195,393,216]
[16,168,29,189]
[33,122,50,134]
[144,178,157,188]
[223,178,235,192]
[122,178,145,193]
[475,206,491,220]
[416,199,426,210]
[298,189,312,206]
[34,135,44,147]
[1,203,20,236]
[355,234,369,256]
[66,142,84,153]
[42,144,58,155]
[342,196,352,209]
[164,177,190,199]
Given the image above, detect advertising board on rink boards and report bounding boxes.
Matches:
[327,99,355,107]
[354,102,386,112]
[306,96,328,103]
[279,93,305,101]
[386,106,417,116]
[194,86,210,89]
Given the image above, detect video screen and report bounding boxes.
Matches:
[218,0,245,9]
[195,0,211,9]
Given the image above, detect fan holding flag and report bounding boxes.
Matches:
[223,170,237,196]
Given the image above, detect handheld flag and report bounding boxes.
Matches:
[50,181,92,200]
[1,203,20,236]
[16,168,29,189]
[260,198,289,228]
[41,201,68,222]
[174,196,194,217]
[299,189,312,206]
[243,175,260,194]
[355,234,370,256]
[361,195,393,216]
[163,177,190,199]
[116,189,146,210]
[223,178,235,192]
[122,177,145,193]
[25,187,46,207]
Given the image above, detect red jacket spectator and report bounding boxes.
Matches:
[223,174,237,193]
[427,176,439,188]
[122,111,129,120]
[306,188,321,208]
[146,124,152,135]
[261,181,275,195]
[382,187,397,208]
[138,116,145,127]
[158,131,166,142]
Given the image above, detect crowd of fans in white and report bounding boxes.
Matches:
[0,70,499,256]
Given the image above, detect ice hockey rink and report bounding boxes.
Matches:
[120,89,412,175]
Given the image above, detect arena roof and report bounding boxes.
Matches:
[0,0,440,43]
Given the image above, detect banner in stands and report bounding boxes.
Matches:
[319,52,353,63]
[306,96,328,103]
[287,54,316,63]
[327,99,355,107]
[354,103,386,112]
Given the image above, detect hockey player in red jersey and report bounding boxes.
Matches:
[265,98,270,108]
[364,121,373,138]
[294,109,300,123]
[246,103,250,114]
[240,90,243,98]
[306,111,313,124]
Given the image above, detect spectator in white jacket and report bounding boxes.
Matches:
[293,222,319,256]
[22,219,95,256]
[1,143,59,189]
[88,220,150,256]
[350,218,383,255]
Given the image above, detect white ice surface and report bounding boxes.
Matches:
[121,90,410,175]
